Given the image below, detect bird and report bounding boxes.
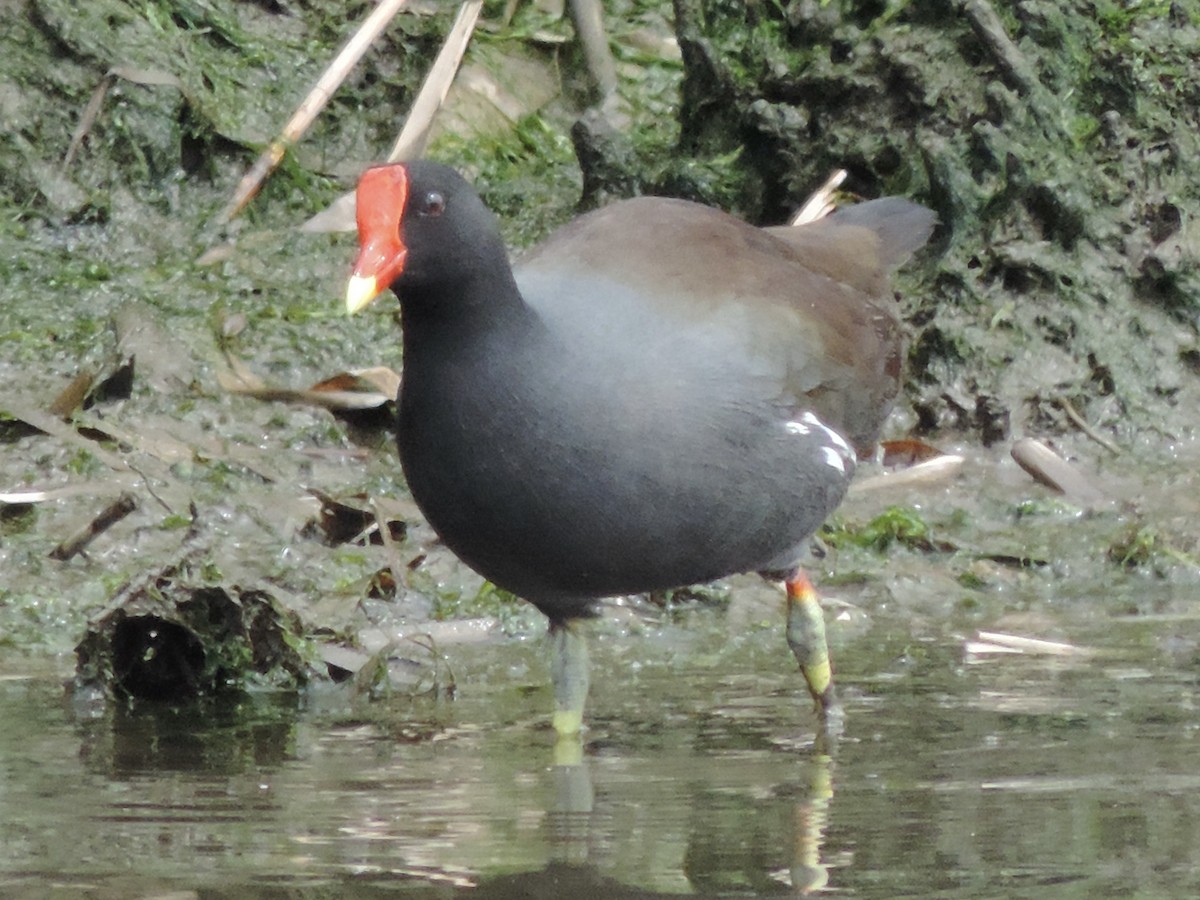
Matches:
[344,160,934,737]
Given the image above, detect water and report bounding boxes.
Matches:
[2,592,1197,899]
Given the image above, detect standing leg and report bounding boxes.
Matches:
[785,570,844,734]
[549,618,590,737]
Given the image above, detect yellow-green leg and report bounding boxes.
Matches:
[785,570,844,734]
[549,619,590,738]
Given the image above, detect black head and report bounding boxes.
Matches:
[346,161,507,314]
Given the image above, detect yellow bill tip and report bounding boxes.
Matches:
[345,274,380,315]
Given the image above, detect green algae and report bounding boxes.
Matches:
[1,0,1199,693]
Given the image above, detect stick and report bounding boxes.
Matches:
[790,169,848,226]
[1057,397,1121,456]
[220,0,412,223]
[302,0,484,233]
[49,492,137,561]
[849,453,964,495]
[64,75,113,169]
[388,0,483,162]
[568,0,617,99]
[3,400,131,473]
[962,0,1038,97]
[972,630,1091,656]
[66,66,182,170]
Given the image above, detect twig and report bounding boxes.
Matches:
[3,401,131,473]
[220,0,412,223]
[388,0,484,162]
[126,462,174,515]
[1057,397,1121,456]
[63,75,113,169]
[0,476,141,505]
[968,630,1092,657]
[64,67,183,171]
[568,0,617,99]
[302,0,484,233]
[849,453,964,495]
[49,492,137,561]
[790,169,848,226]
[962,0,1038,97]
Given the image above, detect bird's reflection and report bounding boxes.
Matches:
[68,688,840,897]
[539,728,836,896]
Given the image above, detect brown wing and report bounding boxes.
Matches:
[516,196,934,453]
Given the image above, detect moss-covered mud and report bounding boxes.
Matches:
[1,0,1198,712]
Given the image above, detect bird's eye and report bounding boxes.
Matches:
[418,191,446,217]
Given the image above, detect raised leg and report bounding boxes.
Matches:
[549,619,590,737]
[785,570,844,734]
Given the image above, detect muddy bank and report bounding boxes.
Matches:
[1,0,1197,696]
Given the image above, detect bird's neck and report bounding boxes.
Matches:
[398,262,541,352]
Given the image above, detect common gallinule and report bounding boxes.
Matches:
[345,161,934,736]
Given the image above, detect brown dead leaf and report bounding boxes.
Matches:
[48,371,95,418]
[879,438,949,467]
[305,489,408,546]
[222,363,400,411]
